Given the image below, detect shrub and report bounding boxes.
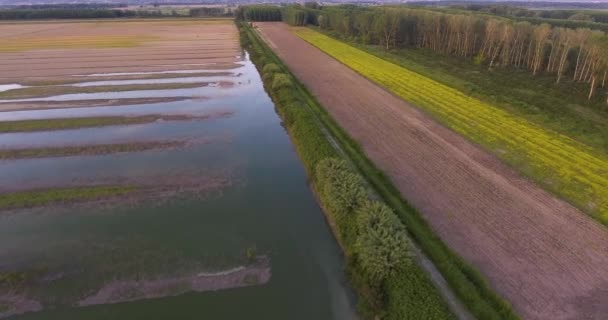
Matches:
[356,201,412,283]
[272,73,293,91]
[262,63,281,75]
[262,63,281,82]
[316,158,367,217]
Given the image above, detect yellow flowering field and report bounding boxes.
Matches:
[294,28,608,225]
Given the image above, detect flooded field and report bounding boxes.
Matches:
[0,20,355,319]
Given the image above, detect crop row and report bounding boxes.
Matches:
[295,28,608,225]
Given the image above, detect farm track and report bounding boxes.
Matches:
[255,22,608,320]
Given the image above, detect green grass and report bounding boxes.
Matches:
[0,82,212,100]
[0,185,136,210]
[0,115,194,133]
[0,141,183,160]
[295,27,608,226]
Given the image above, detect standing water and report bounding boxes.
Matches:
[0,52,356,319]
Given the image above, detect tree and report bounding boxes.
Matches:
[531,24,551,75]
[355,201,412,283]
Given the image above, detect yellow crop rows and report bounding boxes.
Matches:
[294,28,608,224]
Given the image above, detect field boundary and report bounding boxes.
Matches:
[243,22,518,319]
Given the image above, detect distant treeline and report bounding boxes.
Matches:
[236,5,281,22]
[0,9,139,20]
[0,7,233,20]
[240,4,608,102]
[190,7,233,17]
[236,3,319,26]
[2,4,127,10]
[447,4,608,32]
[408,1,608,10]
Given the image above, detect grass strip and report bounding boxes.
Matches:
[0,82,213,100]
[0,185,136,210]
[244,23,518,319]
[241,23,459,319]
[0,115,200,133]
[0,141,184,160]
[294,27,608,226]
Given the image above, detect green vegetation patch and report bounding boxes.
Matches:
[0,115,196,133]
[0,82,213,100]
[0,141,184,160]
[0,185,136,210]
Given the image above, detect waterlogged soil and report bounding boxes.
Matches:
[20,71,235,86]
[77,256,271,307]
[0,20,355,320]
[0,98,191,112]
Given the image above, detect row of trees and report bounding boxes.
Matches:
[0,7,236,20]
[316,158,412,285]
[235,6,281,22]
[189,7,233,17]
[0,9,140,20]
[451,4,608,32]
[312,6,608,101]
[236,5,316,26]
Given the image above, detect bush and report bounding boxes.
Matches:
[316,158,367,217]
[271,73,293,91]
[356,201,412,283]
[262,63,281,75]
[262,63,281,82]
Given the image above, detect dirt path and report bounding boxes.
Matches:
[255,22,608,320]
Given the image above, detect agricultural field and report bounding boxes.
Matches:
[254,22,608,319]
[294,28,608,225]
[0,20,356,319]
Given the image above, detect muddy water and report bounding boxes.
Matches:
[0,53,356,319]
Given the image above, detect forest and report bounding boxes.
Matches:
[241,4,608,104]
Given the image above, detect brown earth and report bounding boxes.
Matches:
[0,20,240,81]
[255,22,608,320]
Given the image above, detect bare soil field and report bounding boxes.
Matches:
[255,22,608,320]
[0,19,240,81]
